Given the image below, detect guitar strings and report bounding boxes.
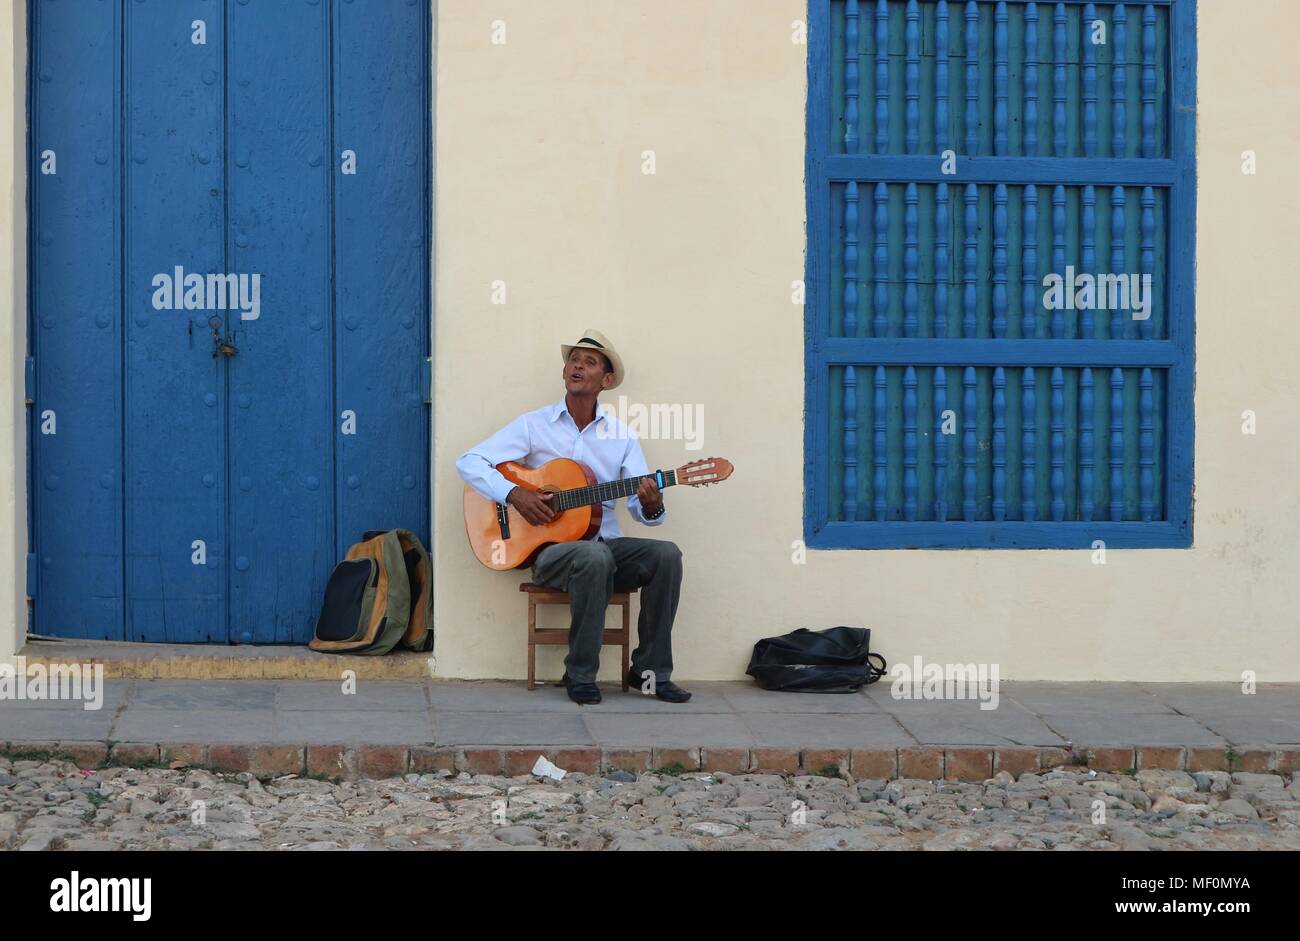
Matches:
[551,469,679,512]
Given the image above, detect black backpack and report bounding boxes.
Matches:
[746,626,887,693]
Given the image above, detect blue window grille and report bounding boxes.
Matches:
[805,0,1195,548]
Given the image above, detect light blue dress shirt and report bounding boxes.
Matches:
[456,397,666,541]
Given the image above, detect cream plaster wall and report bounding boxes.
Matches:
[1,0,28,670]
[430,0,1300,682]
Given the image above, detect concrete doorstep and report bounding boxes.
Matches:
[1,679,1298,782]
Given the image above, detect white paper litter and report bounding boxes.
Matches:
[531,755,567,781]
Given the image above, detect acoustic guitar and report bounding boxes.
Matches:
[464,456,734,570]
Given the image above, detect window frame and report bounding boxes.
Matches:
[803,0,1197,550]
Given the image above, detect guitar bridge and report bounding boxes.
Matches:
[495,502,511,541]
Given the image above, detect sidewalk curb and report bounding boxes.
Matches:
[6,741,1299,781]
[18,641,432,681]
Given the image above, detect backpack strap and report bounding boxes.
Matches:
[391,529,434,652]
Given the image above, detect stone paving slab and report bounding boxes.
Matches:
[1002,683,1177,715]
[275,681,429,712]
[1190,716,1300,745]
[876,696,1025,717]
[436,711,593,747]
[895,712,1068,747]
[1039,713,1230,747]
[1135,683,1300,715]
[274,709,435,745]
[739,713,914,748]
[428,681,585,713]
[112,707,277,744]
[132,680,276,710]
[582,686,736,714]
[0,682,131,713]
[721,685,885,714]
[0,707,119,742]
[585,713,756,748]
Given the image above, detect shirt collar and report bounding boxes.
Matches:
[551,397,606,427]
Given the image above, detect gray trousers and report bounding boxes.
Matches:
[531,537,683,685]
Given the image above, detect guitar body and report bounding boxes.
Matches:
[463,458,602,571]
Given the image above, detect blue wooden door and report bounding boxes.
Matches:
[29,0,431,644]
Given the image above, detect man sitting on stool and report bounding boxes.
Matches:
[456,330,691,705]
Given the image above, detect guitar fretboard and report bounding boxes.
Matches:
[553,470,678,511]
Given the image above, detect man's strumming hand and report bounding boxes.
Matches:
[507,487,555,526]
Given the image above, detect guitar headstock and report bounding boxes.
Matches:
[674,456,734,487]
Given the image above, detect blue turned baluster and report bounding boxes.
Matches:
[965,1,979,155]
[1080,367,1095,521]
[936,183,950,337]
[1024,2,1040,156]
[1050,366,1065,521]
[874,366,888,521]
[1083,3,1098,156]
[1051,184,1066,338]
[994,2,1009,155]
[904,182,919,337]
[1081,184,1096,339]
[1022,184,1039,338]
[1142,3,1157,157]
[936,1,951,153]
[934,367,950,521]
[964,184,978,338]
[874,182,889,337]
[1112,4,1127,158]
[1140,185,1156,339]
[1023,367,1038,521]
[845,0,861,154]
[1110,367,1125,520]
[906,0,921,153]
[842,366,859,520]
[1110,186,1127,339]
[1140,367,1154,521]
[903,366,919,520]
[962,366,977,521]
[993,183,1009,338]
[1054,3,1067,156]
[876,0,890,154]
[993,367,1007,521]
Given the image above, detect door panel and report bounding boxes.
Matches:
[227,1,334,644]
[124,1,228,642]
[333,0,430,558]
[29,0,124,639]
[29,0,431,645]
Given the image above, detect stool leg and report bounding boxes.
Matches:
[621,599,630,691]
[527,598,537,691]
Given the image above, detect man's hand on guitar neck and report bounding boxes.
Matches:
[505,479,661,526]
[506,486,556,526]
[637,476,664,517]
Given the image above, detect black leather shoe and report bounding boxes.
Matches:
[628,669,692,703]
[564,676,602,705]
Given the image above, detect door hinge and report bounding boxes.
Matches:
[24,356,35,406]
[26,553,36,599]
[422,356,433,405]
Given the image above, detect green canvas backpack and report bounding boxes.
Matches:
[309,529,433,656]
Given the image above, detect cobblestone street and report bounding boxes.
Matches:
[4,753,1299,851]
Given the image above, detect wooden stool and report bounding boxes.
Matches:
[521,582,636,691]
